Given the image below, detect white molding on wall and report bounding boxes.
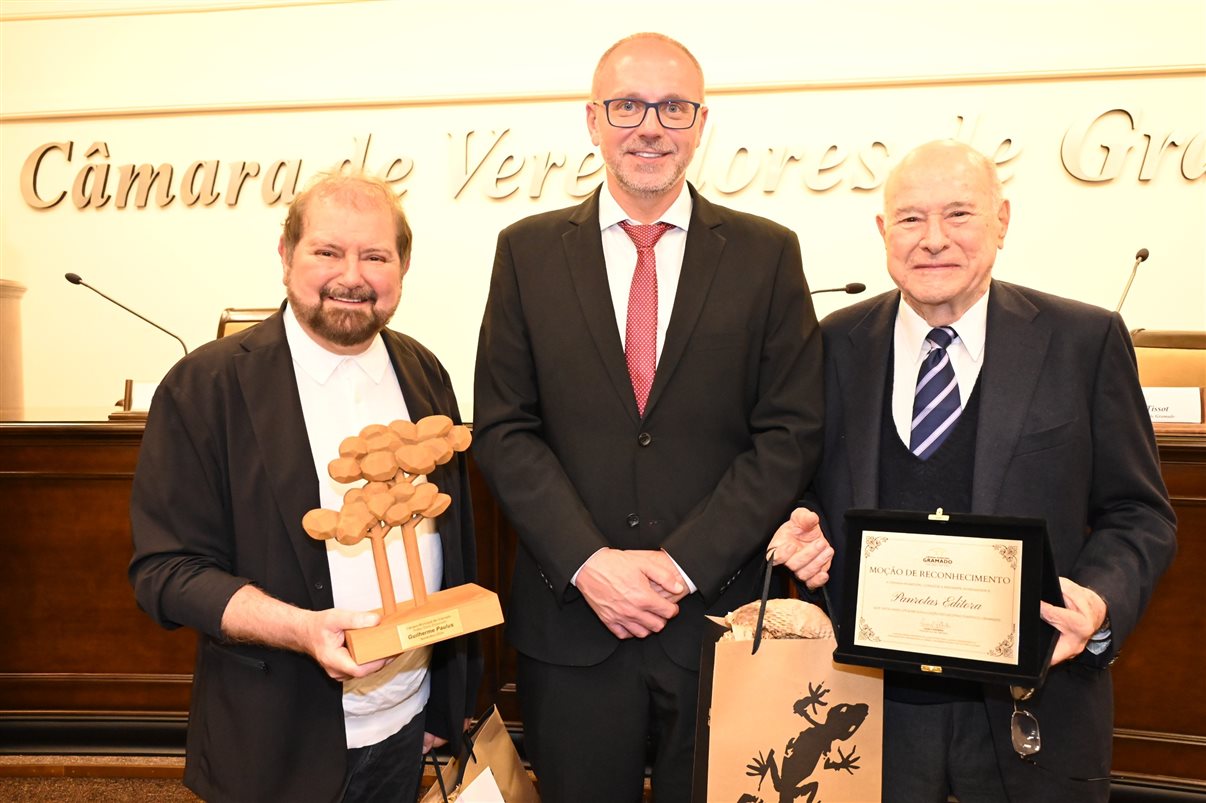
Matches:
[0,0,359,22]
[3,64,1203,123]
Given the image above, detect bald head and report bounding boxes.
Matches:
[591,32,704,100]
[884,140,1003,216]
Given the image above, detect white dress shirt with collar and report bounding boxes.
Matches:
[284,304,443,749]
[890,288,990,448]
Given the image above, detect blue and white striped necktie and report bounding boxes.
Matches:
[910,327,961,460]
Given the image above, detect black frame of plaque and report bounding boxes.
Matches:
[832,508,1062,687]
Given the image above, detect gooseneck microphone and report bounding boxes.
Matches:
[811,282,867,296]
[1114,248,1150,314]
[65,272,189,356]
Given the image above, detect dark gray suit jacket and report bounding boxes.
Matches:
[129,310,480,803]
[813,281,1176,801]
[473,185,824,670]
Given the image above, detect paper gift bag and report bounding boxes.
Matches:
[422,705,540,803]
[693,615,884,803]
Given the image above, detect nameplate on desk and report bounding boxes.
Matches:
[1142,386,1203,424]
[109,379,159,420]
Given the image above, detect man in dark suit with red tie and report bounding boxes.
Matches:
[769,140,1177,802]
[473,32,824,803]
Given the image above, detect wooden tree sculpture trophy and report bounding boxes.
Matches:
[301,414,502,664]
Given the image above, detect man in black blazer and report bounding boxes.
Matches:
[129,173,479,802]
[770,140,1176,802]
[473,32,823,802]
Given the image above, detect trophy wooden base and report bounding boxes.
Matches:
[346,583,503,664]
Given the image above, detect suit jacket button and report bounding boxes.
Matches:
[637,432,652,446]
[627,514,640,528]
[314,582,325,591]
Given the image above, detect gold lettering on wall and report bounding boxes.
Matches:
[450,129,508,199]
[852,142,890,191]
[383,157,414,189]
[338,135,409,195]
[1061,108,1205,183]
[20,141,70,209]
[1182,135,1206,181]
[115,163,175,209]
[261,160,301,205]
[804,145,848,192]
[529,152,567,198]
[567,152,605,197]
[714,146,757,195]
[760,146,800,193]
[225,161,260,206]
[16,136,413,211]
[488,153,524,200]
[181,161,221,206]
[72,142,112,209]
[17,112,1202,213]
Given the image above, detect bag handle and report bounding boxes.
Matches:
[423,749,450,803]
[753,550,841,651]
[456,703,499,786]
[751,550,775,655]
[759,537,844,650]
[421,704,498,800]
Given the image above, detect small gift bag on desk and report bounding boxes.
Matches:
[422,705,540,803]
[692,596,884,803]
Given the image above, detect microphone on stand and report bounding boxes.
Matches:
[65,272,189,356]
[1114,248,1150,313]
[811,282,866,296]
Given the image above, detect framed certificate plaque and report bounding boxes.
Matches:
[832,508,1062,687]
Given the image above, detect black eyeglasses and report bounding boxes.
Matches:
[1010,685,1040,759]
[592,98,702,129]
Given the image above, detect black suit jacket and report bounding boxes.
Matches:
[473,185,824,669]
[813,281,1176,800]
[129,310,480,803]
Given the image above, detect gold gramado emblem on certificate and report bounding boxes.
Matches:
[854,530,1023,665]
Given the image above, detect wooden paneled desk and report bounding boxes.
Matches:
[0,421,1202,790]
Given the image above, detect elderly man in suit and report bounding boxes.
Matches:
[473,32,823,803]
[129,172,479,803]
[770,139,1176,802]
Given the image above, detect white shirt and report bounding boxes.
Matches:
[284,304,442,749]
[891,289,989,448]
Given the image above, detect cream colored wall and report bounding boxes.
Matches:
[2,0,1204,419]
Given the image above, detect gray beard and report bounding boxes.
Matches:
[611,159,686,200]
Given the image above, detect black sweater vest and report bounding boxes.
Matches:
[877,372,983,703]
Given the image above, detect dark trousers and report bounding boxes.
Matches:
[883,698,1009,803]
[341,710,427,803]
[518,637,698,803]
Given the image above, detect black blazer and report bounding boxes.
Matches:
[813,281,1176,800]
[473,185,824,669]
[130,310,480,803]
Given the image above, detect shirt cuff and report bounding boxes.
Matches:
[570,548,608,587]
[1085,607,1112,656]
[663,551,697,595]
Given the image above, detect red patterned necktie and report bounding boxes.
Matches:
[618,220,674,416]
